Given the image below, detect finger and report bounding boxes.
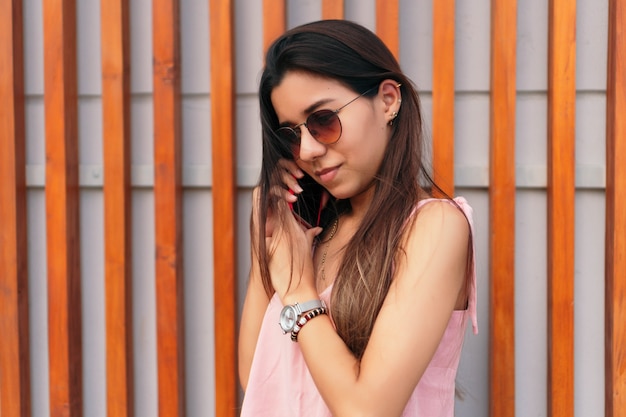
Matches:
[305,226,323,243]
[281,170,303,194]
[278,158,304,179]
[270,183,298,205]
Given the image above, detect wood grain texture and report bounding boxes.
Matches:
[376,0,399,59]
[263,0,286,54]
[0,0,31,416]
[547,1,576,416]
[432,0,455,197]
[605,0,626,415]
[153,0,185,415]
[322,0,343,20]
[43,0,83,415]
[102,0,133,415]
[488,0,517,415]
[210,1,238,416]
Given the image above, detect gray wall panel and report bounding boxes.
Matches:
[132,190,158,417]
[515,190,548,417]
[574,191,605,417]
[80,190,106,417]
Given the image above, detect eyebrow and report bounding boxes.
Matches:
[278,97,336,127]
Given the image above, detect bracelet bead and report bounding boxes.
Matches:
[290,307,327,342]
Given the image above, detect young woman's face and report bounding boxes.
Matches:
[271,72,391,201]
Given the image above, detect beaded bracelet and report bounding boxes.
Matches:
[290,307,327,342]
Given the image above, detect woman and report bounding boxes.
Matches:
[239,20,477,417]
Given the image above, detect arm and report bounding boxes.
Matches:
[238,188,271,390]
[280,201,470,417]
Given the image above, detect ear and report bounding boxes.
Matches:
[379,79,402,120]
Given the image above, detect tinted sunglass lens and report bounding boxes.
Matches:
[308,110,340,144]
[276,127,299,143]
[276,127,300,156]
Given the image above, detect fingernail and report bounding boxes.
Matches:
[293,184,304,193]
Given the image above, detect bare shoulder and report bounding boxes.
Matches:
[392,198,471,307]
[408,199,470,248]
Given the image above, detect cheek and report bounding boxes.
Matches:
[350,123,389,161]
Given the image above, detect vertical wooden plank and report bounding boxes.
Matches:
[102,0,133,416]
[489,0,517,416]
[547,1,576,416]
[43,0,83,415]
[376,0,399,59]
[605,0,626,415]
[210,2,237,416]
[432,0,455,196]
[263,0,286,53]
[0,0,31,416]
[322,0,343,20]
[153,0,185,415]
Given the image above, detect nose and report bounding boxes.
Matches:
[297,126,327,162]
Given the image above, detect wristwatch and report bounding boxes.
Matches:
[279,300,326,334]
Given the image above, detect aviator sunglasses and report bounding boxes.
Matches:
[275,85,378,156]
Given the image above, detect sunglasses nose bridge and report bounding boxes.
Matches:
[296,121,328,161]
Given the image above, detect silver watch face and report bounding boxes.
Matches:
[279,305,298,333]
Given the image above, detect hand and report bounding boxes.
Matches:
[265,198,322,302]
[277,158,305,203]
[258,157,304,238]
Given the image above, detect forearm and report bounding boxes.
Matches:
[295,314,406,417]
[239,269,271,390]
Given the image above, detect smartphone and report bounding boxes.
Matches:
[288,175,326,228]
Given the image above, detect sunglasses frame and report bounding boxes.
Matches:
[275,85,378,153]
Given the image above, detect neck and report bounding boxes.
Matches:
[347,183,375,223]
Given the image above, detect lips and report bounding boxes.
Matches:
[315,165,340,183]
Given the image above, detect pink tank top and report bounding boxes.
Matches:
[241,197,478,417]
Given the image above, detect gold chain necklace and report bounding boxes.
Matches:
[318,217,339,282]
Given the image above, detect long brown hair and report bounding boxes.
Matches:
[256,20,445,358]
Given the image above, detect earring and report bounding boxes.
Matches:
[388,111,399,126]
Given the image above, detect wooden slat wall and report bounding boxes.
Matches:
[152,0,185,415]
[263,0,286,53]
[376,0,399,59]
[432,0,456,197]
[42,0,83,416]
[210,1,238,416]
[489,0,517,416]
[101,0,133,416]
[605,0,626,415]
[322,0,344,20]
[0,0,31,416]
[2,2,624,417]
[547,1,576,416]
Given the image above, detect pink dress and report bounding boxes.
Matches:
[241,197,478,417]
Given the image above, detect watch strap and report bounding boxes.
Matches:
[294,299,325,315]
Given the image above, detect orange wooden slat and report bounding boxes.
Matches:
[605,0,626,415]
[0,1,31,416]
[375,0,399,59]
[488,0,517,416]
[43,0,83,415]
[210,1,238,416]
[263,0,286,53]
[102,0,133,415]
[431,0,455,197]
[322,0,344,20]
[547,0,576,416]
[153,0,185,415]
